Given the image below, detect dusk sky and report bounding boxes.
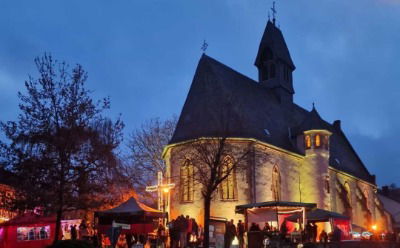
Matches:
[0,0,399,186]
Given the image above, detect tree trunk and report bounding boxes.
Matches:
[53,208,63,244]
[203,195,212,248]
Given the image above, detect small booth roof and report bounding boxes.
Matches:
[235,201,317,214]
[285,208,350,223]
[96,197,164,218]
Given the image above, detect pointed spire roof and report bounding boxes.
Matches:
[292,106,332,135]
[255,21,295,69]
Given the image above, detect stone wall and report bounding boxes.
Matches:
[165,138,389,231]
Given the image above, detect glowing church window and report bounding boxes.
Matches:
[271,166,281,201]
[221,156,236,200]
[315,134,321,148]
[344,182,351,205]
[305,135,311,149]
[180,160,194,202]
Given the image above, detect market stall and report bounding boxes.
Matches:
[285,208,351,240]
[236,201,317,231]
[95,197,165,239]
[0,213,55,248]
[235,201,317,247]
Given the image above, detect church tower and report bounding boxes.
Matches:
[294,106,332,209]
[255,20,296,104]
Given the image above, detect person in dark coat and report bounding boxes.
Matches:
[237,220,245,248]
[319,230,328,248]
[224,219,236,248]
[71,225,77,240]
[249,222,261,232]
[280,220,288,241]
[311,223,318,242]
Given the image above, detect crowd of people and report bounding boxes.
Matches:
[167,214,202,248]
[60,217,400,248]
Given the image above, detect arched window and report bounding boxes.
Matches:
[271,166,281,201]
[325,176,330,194]
[180,160,194,202]
[344,182,351,205]
[269,64,276,79]
[261,64,269,81]
[221,156,236,200]
[315,134,321,148]
[364,190,369,210]
[283,66,290,81]
[305,135,311,149]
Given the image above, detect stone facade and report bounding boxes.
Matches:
[164,138,388,232]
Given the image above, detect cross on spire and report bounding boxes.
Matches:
[201,40,208,53]
[271,1,277,25]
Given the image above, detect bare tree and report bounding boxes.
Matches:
[172,93,255,247]
[0,54,125,244]
[180,137,253,247]
[126,116,177,200]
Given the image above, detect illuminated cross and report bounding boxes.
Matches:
[271,1,277,24]
[145,171,175,211]
[201,40,208,53]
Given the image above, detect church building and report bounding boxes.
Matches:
[163,18,391,233]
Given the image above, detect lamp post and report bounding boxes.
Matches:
[145,171,175,225]
[162,187,170,226]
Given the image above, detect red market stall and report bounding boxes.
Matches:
[286,208,351,240]
[95,197,165,236]
[0,213,56,248]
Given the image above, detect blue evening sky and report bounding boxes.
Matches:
[0,0,399,186]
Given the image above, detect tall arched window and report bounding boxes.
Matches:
[363,190,369,210]
[344,182,351,205]
[180,160,194,202]
[271,166,281,201]
[325,176,330,194]
[305,135,311,149]
[315,134,321,148]
[221,156,236,200]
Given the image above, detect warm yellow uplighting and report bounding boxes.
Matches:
[163,188,170,193]
[371,225,377,231]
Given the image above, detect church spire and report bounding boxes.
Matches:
[254,9,295,104]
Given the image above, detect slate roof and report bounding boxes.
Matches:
[255,21,295,70]
[170,54,375,184]
[292,107,333,135]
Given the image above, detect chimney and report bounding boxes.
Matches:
[333,120,341,130]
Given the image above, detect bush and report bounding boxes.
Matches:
[47,240,95,248]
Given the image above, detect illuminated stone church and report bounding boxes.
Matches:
[163,19,391,232]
